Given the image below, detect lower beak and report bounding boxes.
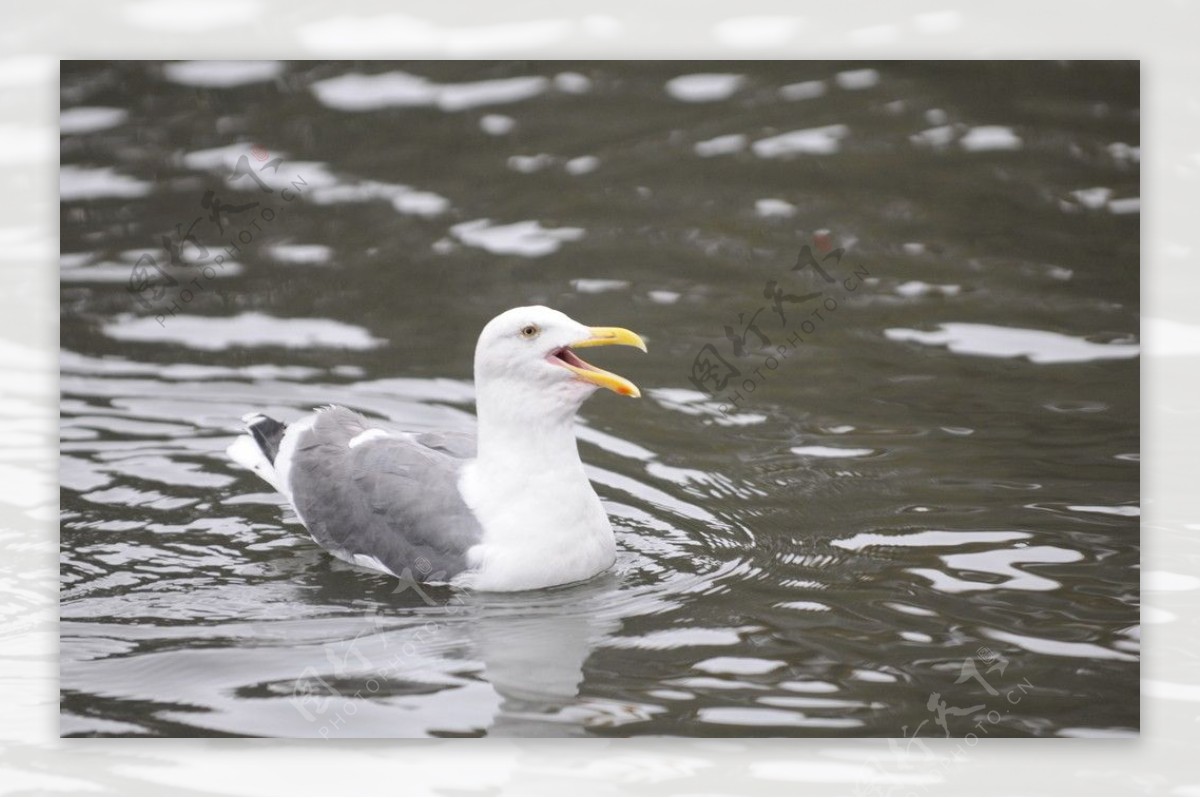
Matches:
[562,326,647,398]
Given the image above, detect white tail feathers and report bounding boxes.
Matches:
[227,434,289,495]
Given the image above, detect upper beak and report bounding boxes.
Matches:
[572,327,648,353]
[561,326,647,398]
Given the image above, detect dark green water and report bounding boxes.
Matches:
[59,60,1139,737]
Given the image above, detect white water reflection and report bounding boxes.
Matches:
[450,219,584,257]
[571,278,629,294]
[834,69,880,90]
[61,252,244,283]
[102,313,386,351]
[910,545,1084,593]
[1068,504,1140,517]
[780,80,826,100]
[982,628,1137,662]
[885,322,1140,363]
[479,114,515,135]
[59,166,152,201]
[791,445,874,458]
[180,143,451,217]
[699,708,863,729]
[162,60,284,88]
[695,133,747,157]
[59,107,128,135]
[694,657,785,676]
[894,281,961,298]
[960,125,1022,152]
[753,124,850,157]
[833,530,1029,551]
[648,388,767,427]
[910,125,956,148]
[756,198,797,217]
[665,73,744,103]
[181,143,338,190]
[311,71,549,112]
[267,244,334,265]
[310,180,450,217]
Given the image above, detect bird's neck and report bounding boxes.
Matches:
[473,383,586,476]
[462,383,615,591]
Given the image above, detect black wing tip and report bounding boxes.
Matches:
[243,413,287,464]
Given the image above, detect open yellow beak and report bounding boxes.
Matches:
[561,326,647,398]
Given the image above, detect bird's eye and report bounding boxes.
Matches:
[520,324,539,339]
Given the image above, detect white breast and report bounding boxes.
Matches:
[455,460,616,592]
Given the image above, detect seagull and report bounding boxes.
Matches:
[227,306,646,592]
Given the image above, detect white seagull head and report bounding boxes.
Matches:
[473,305,646,420]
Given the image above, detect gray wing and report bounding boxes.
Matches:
[285,407,482,581]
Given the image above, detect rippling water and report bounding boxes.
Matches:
[59,60,1139,737]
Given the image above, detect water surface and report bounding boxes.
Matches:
[60,60,1140,737]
